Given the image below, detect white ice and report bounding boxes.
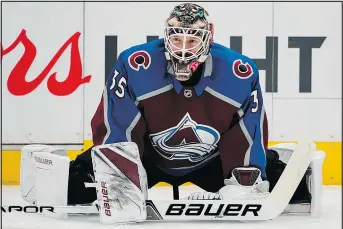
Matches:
[2,185,341,229]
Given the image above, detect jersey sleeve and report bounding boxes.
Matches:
[90,52,147,156]
[218,64,269,179]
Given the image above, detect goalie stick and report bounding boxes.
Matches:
[22,140,315,221]
[148,140,315,221]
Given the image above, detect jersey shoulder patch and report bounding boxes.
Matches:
[232,59,254,79]
[122,39,164,72]
[128,50,151,71]
[211,42,258,80]
[114,39,170,99]
[208,43,259,105]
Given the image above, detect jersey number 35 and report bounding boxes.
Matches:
[109,69,127,98]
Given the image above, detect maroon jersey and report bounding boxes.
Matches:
[91,39,268,179]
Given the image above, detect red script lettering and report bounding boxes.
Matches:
[1,29,92,96]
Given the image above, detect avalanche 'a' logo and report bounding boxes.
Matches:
[149,113,220,162]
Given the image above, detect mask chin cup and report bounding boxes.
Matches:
[172,59,193,81]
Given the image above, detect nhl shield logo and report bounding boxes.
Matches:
[184,89,192,98]
[149,113,220,162]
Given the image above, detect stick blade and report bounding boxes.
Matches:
[263,140,315,219]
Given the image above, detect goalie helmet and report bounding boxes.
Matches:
[164,3,214,81]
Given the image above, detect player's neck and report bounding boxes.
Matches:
[179,64,204,87]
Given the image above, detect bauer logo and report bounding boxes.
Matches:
[165,204,261,216]
[34,156,53,166]
[149,113,220,163]
[101,181,111,216]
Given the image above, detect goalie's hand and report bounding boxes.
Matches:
[219,167,270,200]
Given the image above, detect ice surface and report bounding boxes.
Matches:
[2,185,341,229]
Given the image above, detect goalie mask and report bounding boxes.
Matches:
[164,3,214,81]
